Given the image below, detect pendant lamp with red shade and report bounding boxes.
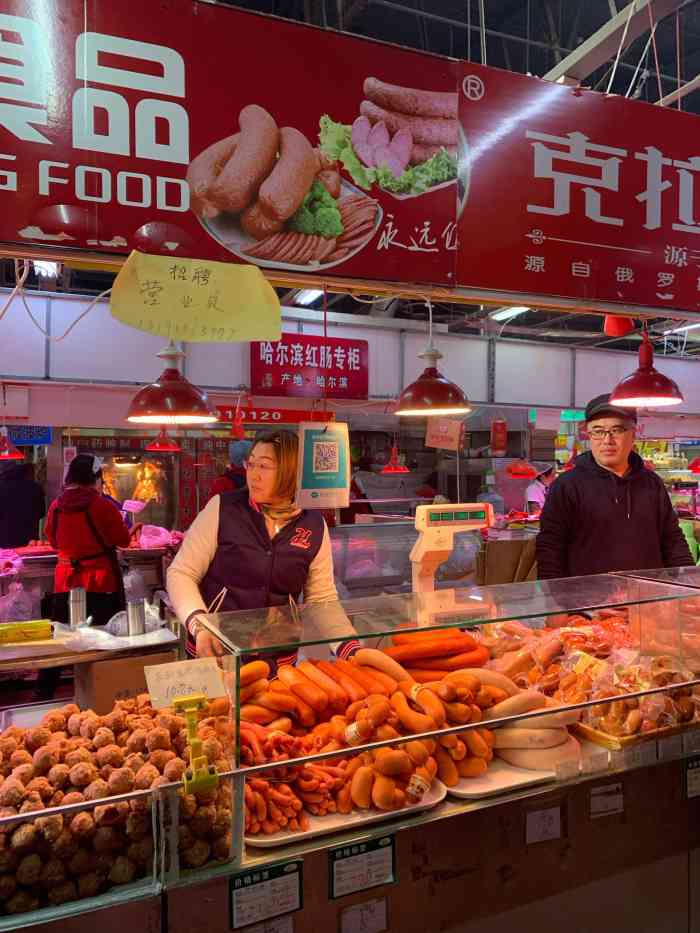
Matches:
[0,427,24,461]
[610,329,684,409]
[381,443,410,474]
[127,344,219,425]
[145,427,181,453]
[395,299,471,418]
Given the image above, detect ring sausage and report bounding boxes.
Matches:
[259,126,317,222]
[363,77,458,120]
[241,201,284,241]
[353,648,412,683]
[360,100,458,148]
[209,105,279,215]
[187,133,239,218]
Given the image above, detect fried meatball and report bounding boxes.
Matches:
[61,790,85,806]
[68,847,96,876]
[48,763,70,789]
[182,839,210,868]
[25,777,53,801]
[134,764,160,790]
[211,807,232,838]
[10,764,34,785]
[92,727,116,750]
[0,873,17,900]
[96,744,124,768]
[25,727,51,754]
[79,715,102,739]
[70,811,95,840]
[0,848,18,873]
[148,749,175,772]
[93,826,123,853]
[53,828,79,860]
[47,879,77,904]
[17,852,42,885]
[127,835,154,866]
[178,824,194,851]
[0,738,18,759]
[0,778,24,807]
[190,805,216,839]
[19,792,44,813]
[41,710,67,733]
[125,810,149,840]
[84,779,110,801]
[126,730,148,755]
[6,890,39,914]
[109,854,136,885]
[9,749,32,769]
[201,738,223,764]
[103,710,126,734]
[67,713,83,736]
[164,758,186,783]
[145,728,171,753]
[179,793,197,820]
[69,762,98,788]
[115,731,130,748]
[212,832,232,861]
[124,753,145,773]
[40,856,66,886]
[65,747,92,768]
[60,703,80,719]
[10,823,37,852]
[50,790,65,808]
[35,813,63,843]
[78,871,103,898]
[32,746,59,775]
[108,767,135,796]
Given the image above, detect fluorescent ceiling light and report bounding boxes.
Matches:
[491,305,530,322]
[33,260,59,278]
[296,289,323,306]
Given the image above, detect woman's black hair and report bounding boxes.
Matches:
[65,454,103,486]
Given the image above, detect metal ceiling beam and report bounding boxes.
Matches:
[543,0,686,83]
[658,71,700,105]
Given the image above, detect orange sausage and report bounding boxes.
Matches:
[240,678,269,703]
[384,634,479,663]
[457,756,488,779]
[435,746,459,787]
[277,665,328,714]
[391,628,462,645]
[298,661,348,712]
[252,691,298,714]
[240,660,271,688]
[399,681,446,728]
[350,765,374,809]
[267,716,293,733]
[335,659,387,696]
[409,646,490,671]
[240,704,277,725]
[390,692,436,735]
[373,749,413,777]
[461,728,489,759]
[291,693,317,728]
[353,665,397,695]
[403,668,451,683]
[317,660,367,704]
[371,773,399,810]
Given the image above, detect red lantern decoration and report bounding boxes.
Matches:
[0,428,24,461]
[490,417,508,457]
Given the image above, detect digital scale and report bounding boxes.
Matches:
[410,503,494,626]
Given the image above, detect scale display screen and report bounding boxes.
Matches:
[428,510,487,524]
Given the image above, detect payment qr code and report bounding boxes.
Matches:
[313,440,339,473]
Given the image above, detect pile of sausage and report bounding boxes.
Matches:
[359,77,458,166]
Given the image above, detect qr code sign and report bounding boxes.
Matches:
[313,440,339,473]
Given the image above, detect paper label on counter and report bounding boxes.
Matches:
[686,756,700,800]
[145,657,225,709]
[525,806,561,845]
[340,897,388,933]
[683,728,700,756]
[590,782,624,818]
[329,837,395,899]
[230,861,302,929]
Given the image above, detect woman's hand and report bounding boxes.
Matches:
[195,627,224,657]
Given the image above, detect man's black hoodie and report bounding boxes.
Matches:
[536,450,693,579]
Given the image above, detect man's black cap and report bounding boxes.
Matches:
[585,393,637,423]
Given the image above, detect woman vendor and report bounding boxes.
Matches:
[167,430,355,660]
[45,454,131,626]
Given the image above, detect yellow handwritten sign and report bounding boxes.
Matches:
[110,250,281,343]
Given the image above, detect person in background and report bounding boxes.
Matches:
[536,394,693,579]
[0,461,45,548]
[96,475,133,528]
[525,466,555,515]
[208,439,252,500]
[168,429,355,661]
[45,453,131,625]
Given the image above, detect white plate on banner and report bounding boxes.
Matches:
[245,780,446,849]
[447,760,555,799]
[199,179,382,272]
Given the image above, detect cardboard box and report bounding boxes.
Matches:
[74,649,177,713]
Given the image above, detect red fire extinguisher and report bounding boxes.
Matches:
[490,417,508,457]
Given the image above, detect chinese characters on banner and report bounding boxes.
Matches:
[0,1,456,286]
[457,63,700,311]
[251,334,369,400]
[216,406,333,425]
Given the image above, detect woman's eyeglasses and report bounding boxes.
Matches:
[244,458,277,473]
[588,426,630,440]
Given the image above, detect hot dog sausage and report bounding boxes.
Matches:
[259,126,317,222]
[363,77,458,120]
[209,104,279,215]
[187,133,239,218]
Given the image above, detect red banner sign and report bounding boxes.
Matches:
[457,63,700,313]
[250,333,369,399]
[0,1,457,285]
[216,405,333,425]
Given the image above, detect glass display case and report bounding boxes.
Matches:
[101,453,178,529]
[4,573,700,926]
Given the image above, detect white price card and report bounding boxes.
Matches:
[686,756,700,800]
[340,897,388,933]
[230,862,302,930]
[589,783,624,819]
[657,734,683,761]
[329,837,395,899]
[683,728,700,756]
[242,916,294,933]
[525,806,561,845]
[144,657,225,708]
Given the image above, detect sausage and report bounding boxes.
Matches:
[353,648,412,683]
[408,646,490,671]
[360,100,457,147]
[484,691,547,722]
[373,749,413,777]
[410,143,457,165]
[446,669,519,697]
[390,692,436,735]
[399,681,446,727]
[240,201,285,241]
[435,747,459,787]
[457,756,488,779]
[277,665,328,714]
[298,661,348,712]
[240,660,271,688]
[259,126,317,222]
[403,668,451,683]
[383,634,478,663]
[371,773,399,810]
[491,728,569,750]
[335,660,387,696]
[317,660,367,704]
[496,735,582,771]
[209,105,279,215]
[363,77,458,120]
[187,133,240,218]
[355,666,397,696]
[317,169,341,199]
[350,765,374,809]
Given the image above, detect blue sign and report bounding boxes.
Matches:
[8,425,52,446]
[296,422,350,510]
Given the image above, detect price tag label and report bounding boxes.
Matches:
[145,657,226,709]
[525,806,561,845]
[589,782,624,819]
[683,728,700,756]
[686,756,700,800]
[229,861,302,929]
[657,734,683,761]
[340,897,388,933]
[329,837,395,900]
[242,917,294,933]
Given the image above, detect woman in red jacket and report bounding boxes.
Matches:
[45,453,131,626]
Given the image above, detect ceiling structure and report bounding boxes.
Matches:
[13,0,700,359]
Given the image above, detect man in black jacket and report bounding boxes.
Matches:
[536,394,693,579]
[0,462,45,548]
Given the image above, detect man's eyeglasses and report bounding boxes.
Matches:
[244,458,277,473]
[588,426,630,440]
